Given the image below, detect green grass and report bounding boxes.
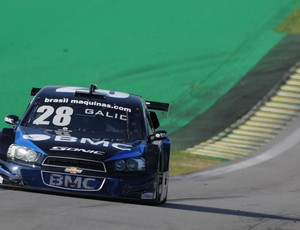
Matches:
[169,151,222,176]
[277,7,300,34]
[0,0,297,134]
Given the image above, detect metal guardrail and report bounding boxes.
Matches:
[187,63,300,161]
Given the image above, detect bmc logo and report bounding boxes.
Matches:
[42,173,104,191]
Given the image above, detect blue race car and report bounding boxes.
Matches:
[0,84,170,205]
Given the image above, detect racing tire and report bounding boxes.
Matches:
[148,159,168,206]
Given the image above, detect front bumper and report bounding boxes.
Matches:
[0,159,160,202]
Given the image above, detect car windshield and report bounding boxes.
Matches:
[22,98,145,140]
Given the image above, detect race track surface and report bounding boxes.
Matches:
[1,117,300,230]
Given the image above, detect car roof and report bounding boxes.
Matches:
[32,85,145,109]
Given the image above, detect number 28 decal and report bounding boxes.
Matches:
[33,106,73,126]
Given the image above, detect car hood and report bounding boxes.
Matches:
[14,126,144,161]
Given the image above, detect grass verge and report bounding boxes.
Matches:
[169,151,223,176]
[277,7,300,34]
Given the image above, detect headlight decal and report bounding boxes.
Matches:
[114,158,145,172]
[7,144,41,163]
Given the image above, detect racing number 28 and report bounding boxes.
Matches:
[33,106,73,126]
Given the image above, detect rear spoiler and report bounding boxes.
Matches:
[145,101,170,112]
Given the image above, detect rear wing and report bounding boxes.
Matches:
[145,101,170,112]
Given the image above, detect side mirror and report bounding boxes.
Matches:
[149,111,160,129]
[5,115,19,126]
[148,130,168,142]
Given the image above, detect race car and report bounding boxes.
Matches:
[0,84,170,205]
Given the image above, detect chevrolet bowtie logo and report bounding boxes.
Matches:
[65,167,83,174]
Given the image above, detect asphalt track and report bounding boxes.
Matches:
[1,115,300,230]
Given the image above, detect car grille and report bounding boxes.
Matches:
[42,157,106,172]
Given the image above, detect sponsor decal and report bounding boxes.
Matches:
[44,98,69,103]
[42,172,104,191]
[141,192,156,200]
[43,98,132,113]
[23,134,132,151]
[54,127,72,136]
[85,109,127,121]
[54,136,132,151]
[50,146,104,155]
[64,167,83,174]
[23,134,51,141]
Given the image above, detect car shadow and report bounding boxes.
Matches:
[161,202,300,222]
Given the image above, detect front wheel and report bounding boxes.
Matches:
[148,171,169,205]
